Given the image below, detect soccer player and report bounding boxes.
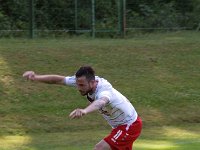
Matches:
[23,66,142,150]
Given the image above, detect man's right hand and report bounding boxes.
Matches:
[23,71,36,81]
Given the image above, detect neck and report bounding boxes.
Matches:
[89,80,98,94]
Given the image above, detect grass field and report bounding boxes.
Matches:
[0,31,200,150]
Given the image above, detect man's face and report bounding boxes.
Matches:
[76,76,94,96]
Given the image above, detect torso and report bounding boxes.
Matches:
[65,76,138,128]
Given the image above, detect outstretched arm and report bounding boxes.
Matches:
[69,97,109,119]
[23,71,66,85]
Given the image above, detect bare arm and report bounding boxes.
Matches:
[69,97,109,119]
[23,71,66,85]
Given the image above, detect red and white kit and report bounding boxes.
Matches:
[65,76,142,150]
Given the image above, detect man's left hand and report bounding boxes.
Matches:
[69,109,86,119]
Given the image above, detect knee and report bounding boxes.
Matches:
[94,140,110,150]
[94,142,104,150]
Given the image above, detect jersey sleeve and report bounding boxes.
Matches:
[64,76,76,86]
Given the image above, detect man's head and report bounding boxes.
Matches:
[75,66,96,96]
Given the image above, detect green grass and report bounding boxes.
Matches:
[0,31,200,149]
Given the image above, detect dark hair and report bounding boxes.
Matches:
[75,66,95,81]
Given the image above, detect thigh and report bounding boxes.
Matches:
[94,139,112,150]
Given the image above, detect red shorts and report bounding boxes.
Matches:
[104,117,142,150]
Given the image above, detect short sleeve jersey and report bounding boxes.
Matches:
[64,76,138,128]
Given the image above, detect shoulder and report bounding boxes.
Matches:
[95,76,113,100]
[96,76,112,88]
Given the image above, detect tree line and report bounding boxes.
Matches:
[0,0,200,33]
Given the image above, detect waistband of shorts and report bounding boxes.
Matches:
[126,116,141,130]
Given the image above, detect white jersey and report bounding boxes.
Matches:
[64,76,138,128]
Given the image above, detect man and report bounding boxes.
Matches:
[23,66,142,150]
